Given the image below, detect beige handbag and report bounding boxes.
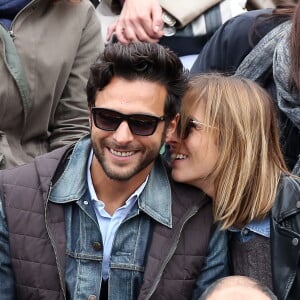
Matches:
[159,0,222,28]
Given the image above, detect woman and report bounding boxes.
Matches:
[166,74,300,300]
[0,0,103,169]
[191,2,300,173]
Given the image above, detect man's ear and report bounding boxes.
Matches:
[166,113,179,137]
[168,113,180,131]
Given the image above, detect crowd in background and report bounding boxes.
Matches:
[0,1,299,300]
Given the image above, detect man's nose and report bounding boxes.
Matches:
[112,121,134,144]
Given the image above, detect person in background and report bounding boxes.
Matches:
[167,74,300,300]
[96,0,247,69]
[191,2,300,174]
[0,42,227,300]
[0,0,103,169]
[106,0,163,44]
[199,276,278,300]
[103,0,274,46]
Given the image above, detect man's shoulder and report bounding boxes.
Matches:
[0,143,74,189]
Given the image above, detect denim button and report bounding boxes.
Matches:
[242,228,249,235]
[83,200,89,205]
[92,242,102,251]
[88,295,97,300]
[292,238,299,246]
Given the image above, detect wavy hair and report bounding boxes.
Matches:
[179,74,289,229]
[86,42,188,120]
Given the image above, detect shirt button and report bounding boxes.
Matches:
[242,228,249,235]
[83,200,89,205]
[296,201,300,209]
[88,295,97,300]
[292,238,299,246]
[92,242,102,251]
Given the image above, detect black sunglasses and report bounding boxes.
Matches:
[91,107,166,136]
[177,118,211,139]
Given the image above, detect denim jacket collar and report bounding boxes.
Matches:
[49,135,91,203]
[138,155,172,228]
[49,135,172,228]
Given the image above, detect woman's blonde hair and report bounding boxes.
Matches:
[179,73,289,229]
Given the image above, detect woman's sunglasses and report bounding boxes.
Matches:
[177,118,211,139]
[91,107,166,136]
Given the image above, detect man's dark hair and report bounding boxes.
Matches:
[199,276,278,300]
[86,42,188,120]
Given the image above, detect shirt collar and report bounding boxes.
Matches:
[229,216,270,238]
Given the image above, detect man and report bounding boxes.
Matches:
[0,42,227,300]
[199,276,278,300]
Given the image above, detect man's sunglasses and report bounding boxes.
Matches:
[91,107,166,136]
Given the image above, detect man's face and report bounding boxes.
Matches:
[90,77,168,182]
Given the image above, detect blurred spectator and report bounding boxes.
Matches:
[199,276,278,300]
[0,0,103,169]
[96,0,247,68]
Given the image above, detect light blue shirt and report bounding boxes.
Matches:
[229,216,270,242]
[87,151,148,279]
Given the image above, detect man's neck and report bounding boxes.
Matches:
[90,158,151,215]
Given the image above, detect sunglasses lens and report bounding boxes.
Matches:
[92,108,163,136]
[93,109,121,131]
[177,118,193,139]
[129,115,158,136]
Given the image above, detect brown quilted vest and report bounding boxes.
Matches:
[0,146,69,300]
[0,145,213,300]
[139,177,213,299]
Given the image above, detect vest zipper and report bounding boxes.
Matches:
[45,183,67,300]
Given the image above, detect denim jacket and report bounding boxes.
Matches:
[0,135,228,300]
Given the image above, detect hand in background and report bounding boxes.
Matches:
[107,0,164,43]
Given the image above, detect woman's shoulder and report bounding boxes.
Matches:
[272,175,300,219]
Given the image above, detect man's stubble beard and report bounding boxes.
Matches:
[91,138,165,181]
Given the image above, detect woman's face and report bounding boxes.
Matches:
[166,102,219,196]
